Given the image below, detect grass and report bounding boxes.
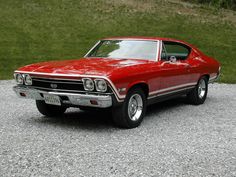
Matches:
[0,0,236,83]
[185,0,236,10]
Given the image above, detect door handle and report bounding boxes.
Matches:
[184,64,190,68]
[161,61,171,66]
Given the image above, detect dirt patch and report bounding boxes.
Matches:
[105,0,236,25]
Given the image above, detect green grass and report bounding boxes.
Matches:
[185,0,236,10]
[0,0,236,83]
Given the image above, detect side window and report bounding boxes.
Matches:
[161,42,168,61]
[163,41,191,60]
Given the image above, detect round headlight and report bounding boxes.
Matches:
[25,74,32,85]
[95,79,107,92]
[15,73,23,84]
[82,78,94,91]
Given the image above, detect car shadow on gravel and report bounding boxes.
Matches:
[34,109,114,130]
[146,96,188,117]
[31,96,190,129]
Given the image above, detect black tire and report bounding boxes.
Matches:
[36,100,67,117]
[79,106,97,112]
[187,76,208,105]
[112,87,147,128]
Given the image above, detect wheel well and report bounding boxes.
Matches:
[128,83,149,98]
[201,74,210,81]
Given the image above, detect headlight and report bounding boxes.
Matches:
[95,79,107,92]
[15,73,24,84]
[24,74,32,85]
[82,78,94,91]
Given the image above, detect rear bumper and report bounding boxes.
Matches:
[209,73,220,84]
[13,86,112,108]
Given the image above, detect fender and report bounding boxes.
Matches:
[126,80,149,95]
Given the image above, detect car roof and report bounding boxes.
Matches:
[102,36,195,48]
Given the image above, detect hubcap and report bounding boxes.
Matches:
[198,79,206,99]
[128,94,143,121]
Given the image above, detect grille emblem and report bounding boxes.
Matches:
[50,83,57,89]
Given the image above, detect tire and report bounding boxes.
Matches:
[79,106,111,112]
[36,100,67,117]
[187,76,208,105]
[79,106,97,112]
[112,87,147,128]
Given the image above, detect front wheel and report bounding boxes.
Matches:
[187,76,208,105]
[112,87,147,128]
[36,100,67,117]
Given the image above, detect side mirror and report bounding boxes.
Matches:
[169,56,177,63]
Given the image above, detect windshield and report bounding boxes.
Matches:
[86,40,158,61]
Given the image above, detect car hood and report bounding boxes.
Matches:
[18,58,151,77]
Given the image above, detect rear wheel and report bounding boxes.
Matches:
[187,76,208,105]
[112,87,147,128]
[36,100,67,117]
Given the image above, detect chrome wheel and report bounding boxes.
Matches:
[128,94,143,121]
[198,79,206,99]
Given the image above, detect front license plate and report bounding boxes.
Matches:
[44,94,61,106]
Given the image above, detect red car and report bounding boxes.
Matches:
[13,37,220,128]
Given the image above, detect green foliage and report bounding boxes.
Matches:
[0,0,236,83]
[188,0,236,10]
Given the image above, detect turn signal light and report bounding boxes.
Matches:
[90,100,98,105]
[20,92,26,97]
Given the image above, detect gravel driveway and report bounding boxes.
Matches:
[0,80,235,177]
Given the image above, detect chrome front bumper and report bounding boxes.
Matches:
[13,86,112,108]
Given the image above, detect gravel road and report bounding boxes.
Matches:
[0,80,235,177]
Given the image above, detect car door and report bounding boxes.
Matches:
[158,41,192,94]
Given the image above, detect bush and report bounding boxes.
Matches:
[189,0,236,10]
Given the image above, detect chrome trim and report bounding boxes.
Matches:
[160,41,168,61]
[149,82,197,96]
[148,86,195,99]
[103,38,160,42]
[32,78,83,85]
[118,88,126,92]
[198,79,206,99]
[32,76,82,82]
[209,74,219,83]
[14,71,125,102]
[29,86,113,95]
[157,41,163,61]
[13,86,112,108]
[84,41,101,57]
[128,94,143,121]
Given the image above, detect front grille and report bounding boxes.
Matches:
[31,77,112,94]
[32,78,84,91]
